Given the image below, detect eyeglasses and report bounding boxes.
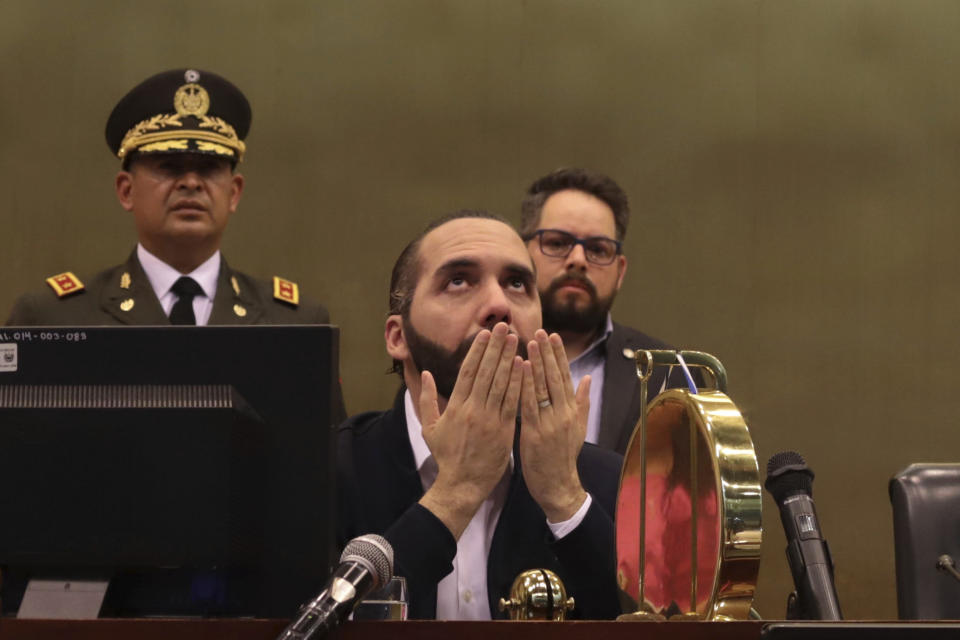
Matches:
[525,229,622,265]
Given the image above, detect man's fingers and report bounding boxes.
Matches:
[472,322,509,400]
[419,370,441,433]
[486,332,519,408]
[500,356,523,423]
[550,333,576,399]
[575,374,591,428]
[519,360,540,429]
[447,329,491,406]
[537,330,566,405]
[527,336,550,405]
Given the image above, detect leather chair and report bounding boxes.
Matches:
[889,463,960,619]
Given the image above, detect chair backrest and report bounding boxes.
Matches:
[889,463,960,619]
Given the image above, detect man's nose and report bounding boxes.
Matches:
[479,280,511,329]
[564,242,588,271]
[175,171,203,190]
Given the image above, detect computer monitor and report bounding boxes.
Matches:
[0,325,339,618]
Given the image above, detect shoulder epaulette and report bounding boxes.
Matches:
[273,276,300,306]
[45,272,85,298]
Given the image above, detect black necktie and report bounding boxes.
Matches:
[169,276,203,325]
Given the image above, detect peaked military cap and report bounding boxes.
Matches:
[105,68,251,163]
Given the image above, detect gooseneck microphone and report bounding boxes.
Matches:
[764,451,843,620]
[276,534,394,640]
[937,554,960,583]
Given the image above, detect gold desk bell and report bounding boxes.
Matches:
[499,569,574,621]
[616,351,761,622]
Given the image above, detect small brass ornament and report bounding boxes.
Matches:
[499,569,574,621]
[233,304,247,318]
[231,276,241,296]
[120,298,135,312]
[120,272,131,290]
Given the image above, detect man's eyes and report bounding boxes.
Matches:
[443,275,529,292]
[544,237,572,250]
[585,242,614,258]
[507,275,535,293]
[445,275,470,289]
[157,162,222,176]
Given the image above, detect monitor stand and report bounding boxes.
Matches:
[16,578,108,619]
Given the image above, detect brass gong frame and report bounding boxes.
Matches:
[617,350,761,621]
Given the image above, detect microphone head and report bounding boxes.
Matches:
[341,534,394,588]
[764,450,815,502]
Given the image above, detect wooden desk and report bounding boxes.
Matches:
[0,619,764,640]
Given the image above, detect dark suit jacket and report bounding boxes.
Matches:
[337,391,623,620]
[6,250,329,326]
[598,322,700,455]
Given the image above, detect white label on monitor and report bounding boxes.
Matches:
[0,343,16,372]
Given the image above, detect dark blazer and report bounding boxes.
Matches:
[337,391,623,620]
[598,322,700,455]
[6,250,329,326]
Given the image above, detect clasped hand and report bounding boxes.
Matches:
[418,323,589,540]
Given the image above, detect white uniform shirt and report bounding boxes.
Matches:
[137,244,220,326]
[402,390,591,619]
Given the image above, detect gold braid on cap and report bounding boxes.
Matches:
[116,82,246,161]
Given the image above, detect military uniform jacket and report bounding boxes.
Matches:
[6,251,329,326]
[337,391,624,620]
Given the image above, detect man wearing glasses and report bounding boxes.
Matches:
[520,168,693,455]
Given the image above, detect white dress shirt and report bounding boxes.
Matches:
[402,390,592,620]
[137,244,220,326]
[568,314,615,445]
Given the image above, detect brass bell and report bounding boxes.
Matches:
[498,569,575,621]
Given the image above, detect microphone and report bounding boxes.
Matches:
[937,554,960,583]
[276,534,394,640]
[764,451,843,620]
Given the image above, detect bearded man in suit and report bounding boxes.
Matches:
[520,168,697,455]
[337,211,622,620]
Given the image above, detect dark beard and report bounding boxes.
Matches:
[540,272,615,336]
[403,317,528,399]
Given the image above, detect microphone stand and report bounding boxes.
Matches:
[937,554,960,583]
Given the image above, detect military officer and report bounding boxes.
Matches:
[6,68,328,326]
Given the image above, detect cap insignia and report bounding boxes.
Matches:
[233,304,247,318]
[230,276,241,296]
[174,83,210,117]
[115,71,246,161]
[273,276,300,307]
[46,272,85,298]
[120,298,135,312]
[120,272,131,290]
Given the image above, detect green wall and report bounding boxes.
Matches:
[4,0,960,619]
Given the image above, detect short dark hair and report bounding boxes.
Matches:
[387,209,511,374]
[519,167,630,242]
